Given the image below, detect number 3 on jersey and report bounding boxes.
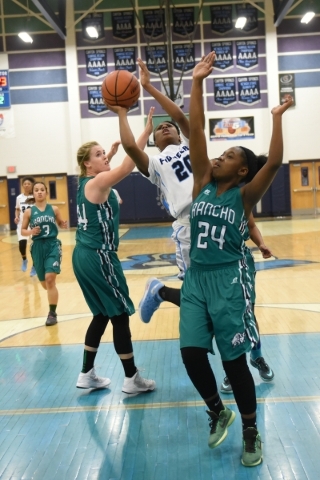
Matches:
[197,221,226,250]
[172,154,192,182]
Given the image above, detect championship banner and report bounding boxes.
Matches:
[113,47,136,72]
[210,5,233,35]
[172,8,195,36]
[85,50,107,78]
[0,110,15,138]
[87,86,108,115]
[82,13,105,41]
[211,42,233,71]
[236,41,258,70]
[279,73,296,106]
[161,81,184,107]
[111,11,135,41]
[0,70,10,108]
[214,77,236,107]
[209,116,255,141]
[235,4,258,32]
[173,44,195,72]
[238,76,261,105]
[143,9,165,38]
[145,46,167,74]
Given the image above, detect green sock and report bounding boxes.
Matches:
[49,305,57,313]
[82,350,97,373]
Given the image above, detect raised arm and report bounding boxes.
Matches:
[189,52,216,198]
[138,58,189,139]
[106,104,151,176]
[106,140,121,162]
[242,96,293,215]
[85,107,154,203]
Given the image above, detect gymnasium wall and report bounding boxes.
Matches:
[0,0,320,222]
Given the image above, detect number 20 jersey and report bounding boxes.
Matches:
[147,138,193,219]
[190,182,247,268]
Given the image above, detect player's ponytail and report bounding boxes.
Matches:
[238,146,267,183]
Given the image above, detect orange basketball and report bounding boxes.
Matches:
[101,70,140,108]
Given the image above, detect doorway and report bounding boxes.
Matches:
[20,174,70,225]
[289,160,320,215]
[0,177,10,231]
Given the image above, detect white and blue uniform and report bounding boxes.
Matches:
[15,193,33,241]
[146,136,193,278]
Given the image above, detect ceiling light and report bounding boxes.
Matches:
[86,26,99,38]
[235,17,247,29]
[301,11,315,24]
[18,32,33,43]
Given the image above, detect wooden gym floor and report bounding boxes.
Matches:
[0,217,320,479]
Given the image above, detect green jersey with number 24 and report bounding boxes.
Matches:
[190,182,247,267]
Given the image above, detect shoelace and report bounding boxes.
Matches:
[243,430,257,453]
[255,358,270,372]
[208,413,219,433]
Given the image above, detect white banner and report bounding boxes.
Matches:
[0,109,15,138]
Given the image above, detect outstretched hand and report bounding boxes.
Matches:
[145,106,155,136]
[193,52,216,80]
[271,95,294,115]
[110,140,121,157]
[137,58,151,88]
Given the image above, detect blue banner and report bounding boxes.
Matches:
[0,70,10,108]
[238,76,261,105]
[143,10,165,38]
[172,8,195,36]
[111,11,135,41]
[210,5,233,35]
[211,42,233,71]
[85,49,107,78]
[113,47,136,73]
[82,13,105,41]
[235,4,258,32]
[214,77,236,107]
[145,46,167,74]
[87,86,108,115]
[236,41,258,70]
[173,44,195,72]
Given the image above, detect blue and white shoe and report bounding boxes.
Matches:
[21,259,28,272]
[139,278,164,323]
[30,266,37,277]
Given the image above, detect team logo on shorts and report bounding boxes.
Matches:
[231,332,246,347]
[53,261,59,267]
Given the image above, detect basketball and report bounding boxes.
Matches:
[101,70,140,109]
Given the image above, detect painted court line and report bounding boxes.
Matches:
[1,395,320,416]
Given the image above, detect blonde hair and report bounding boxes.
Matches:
[77,141,99,177]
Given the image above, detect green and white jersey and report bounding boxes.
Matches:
[190,181,247,268]
[29,204,58,241]
[76,177,119,251]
